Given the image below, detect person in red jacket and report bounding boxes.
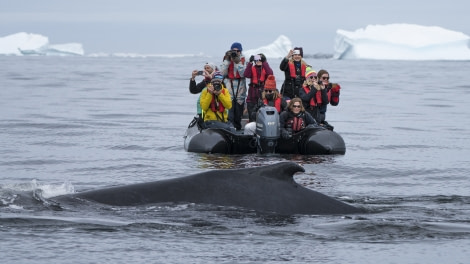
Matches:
[244,53,273,122]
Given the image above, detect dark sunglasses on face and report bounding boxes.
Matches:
[322,76,329,80]
[292,105,301,108]
[308,76,317,80]
[265,90,274,93]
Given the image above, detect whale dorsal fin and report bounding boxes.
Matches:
[255,162,305,181]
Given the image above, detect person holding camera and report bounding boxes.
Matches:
[299,67,321,122]
[314,69,340,131]
[189,62,218,94]
[199,71,233,129]
[189,62,218,117]
[279,47,310,101]
[244,53,273,122]
[221,42,247,130]
[279,98,317,139]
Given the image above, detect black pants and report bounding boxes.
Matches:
[246,102,258,122]
[229,101,245,130]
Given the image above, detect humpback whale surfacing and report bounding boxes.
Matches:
[56,162,363,215]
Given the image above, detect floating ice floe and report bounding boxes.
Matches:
[0,32,84,56]
[243,35,293,58]
[334,24,470,60]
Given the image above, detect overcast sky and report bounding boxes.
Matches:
[1,0,469,56]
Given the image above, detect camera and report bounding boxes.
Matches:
[213,81,222,91]
[230,51,238,58]
[197,70,204,76]
[317,80,323,85]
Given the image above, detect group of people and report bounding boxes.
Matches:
[188,42,341,139]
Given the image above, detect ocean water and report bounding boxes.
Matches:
[1,56,469,264]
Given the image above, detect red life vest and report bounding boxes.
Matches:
[302,85,316,107]
[251,66,266,85]
[227,57,246,79]
[288,62,306,79]
[263,97,282,112]
[315,89,322,105]
[210,90,227,113]
[286,116,306,132]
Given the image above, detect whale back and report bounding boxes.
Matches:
[61,162,362,215]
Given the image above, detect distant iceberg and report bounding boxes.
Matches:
[0,32,84,56]
[243,35,292,58]
[334,24,470,60]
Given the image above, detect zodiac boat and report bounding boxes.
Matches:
[184,106,346,155]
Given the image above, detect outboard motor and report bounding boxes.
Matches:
[255,106,280,154]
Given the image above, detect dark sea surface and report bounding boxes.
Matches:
[1,56,469,263]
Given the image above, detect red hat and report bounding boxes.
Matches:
[264,75,276,90]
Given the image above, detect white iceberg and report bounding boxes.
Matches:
[243,35,292,58]
[0,32,84,56]
[334,24,470,60]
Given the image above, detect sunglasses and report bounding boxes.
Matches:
[292,105,301,108]
[322,76,329,80]
[265,90,274,93]
[308,76,317,80]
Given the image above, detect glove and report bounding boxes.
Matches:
[224,50,232,61]
[259,53,266,62]
[249,55,254,63]
[281,129,292,139]
[331,83,341,92]
[232,56,241,64]
[330,84,340,106]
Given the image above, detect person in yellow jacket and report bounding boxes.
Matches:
[200,71,233,129]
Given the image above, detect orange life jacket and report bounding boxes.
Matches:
[251,66,266,85]
[227,58,246,79]
[302,85,317,107]
[288,62,306,79]
[315,89,323,105]
[263,97,282,113]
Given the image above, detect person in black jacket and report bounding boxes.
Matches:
[279,47,310,100]
[189,62,218,117]
[315,69,338,130]
[279,98,317,139]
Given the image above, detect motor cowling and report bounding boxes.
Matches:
[255,106,280,154]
